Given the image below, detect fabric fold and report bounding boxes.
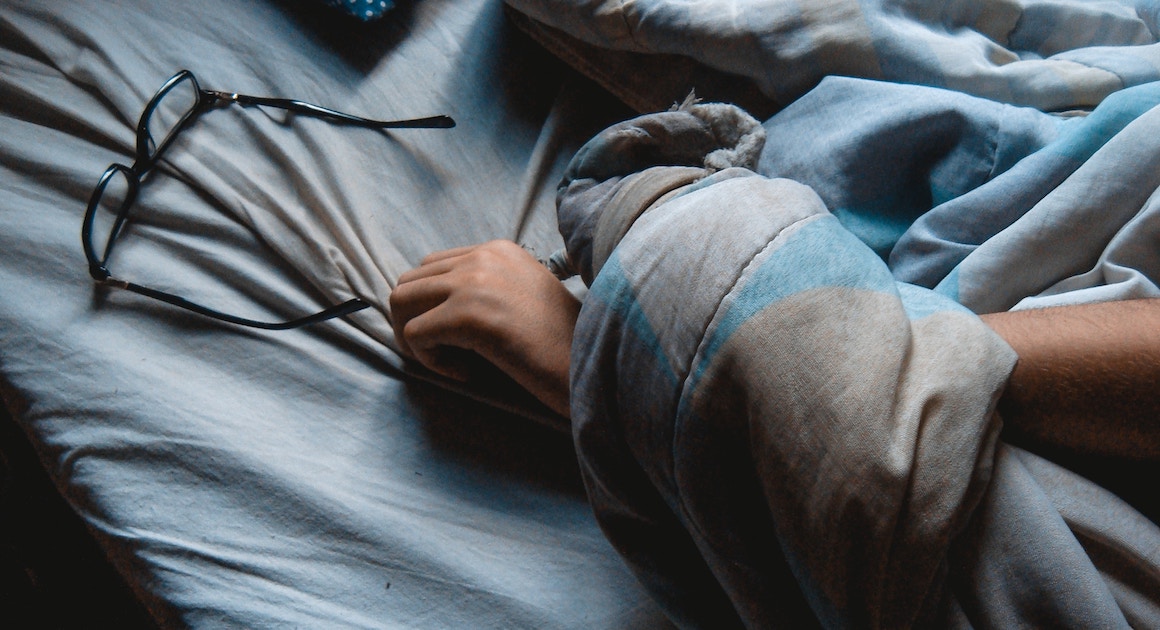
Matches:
[559,99,1020,627]
[558,85,1160,627]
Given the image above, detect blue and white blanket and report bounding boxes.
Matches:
[506,0,1160,111]
[554,77,1160,629]
[518,1,1160,625]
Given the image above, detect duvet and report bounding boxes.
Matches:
[555,79,1160,627]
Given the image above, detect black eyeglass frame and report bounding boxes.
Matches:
[82,69,455,330]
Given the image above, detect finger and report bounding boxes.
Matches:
[390,274,457,318]
[396,255,459,285]
[400,241,528,285]
[396,245,483,286]
[389,276,458,357]
[419,244,479,265]
[402,307,490,381]
[402,305,484,356]
[410,346,475,382]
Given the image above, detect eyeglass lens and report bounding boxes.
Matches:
[143,73,200,160]
[90,166,135,267]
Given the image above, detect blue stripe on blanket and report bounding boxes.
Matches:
[677,213,973,404]
[927,80,1160,304]
[586,190,994,427]
[1047,81,1160,161]
[662,209,982,626]
[586,252,680,390]
[710,215,896,338]
[683,215,894,397]
[893,80,1160,290]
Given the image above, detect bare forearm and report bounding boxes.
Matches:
[980,299,1160,461]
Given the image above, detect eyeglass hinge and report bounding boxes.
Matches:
[206,90,240,103]
[99,277,130,290]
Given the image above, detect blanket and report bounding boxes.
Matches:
[505,0,1160,111]
[555,79,1160,627]
[509,2,1160,624]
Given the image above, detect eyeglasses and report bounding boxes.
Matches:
[82,69,455,330]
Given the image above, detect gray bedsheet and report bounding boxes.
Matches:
[0,0,667,627]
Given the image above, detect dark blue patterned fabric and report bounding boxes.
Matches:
[324,0,393,21]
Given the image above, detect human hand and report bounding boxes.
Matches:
[389,240,579,418]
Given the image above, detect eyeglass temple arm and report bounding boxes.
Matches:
[107,277,371,330]
[205,90,455,129]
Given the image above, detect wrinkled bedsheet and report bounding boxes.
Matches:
[555,78,1160,626]
[0,0,669,627]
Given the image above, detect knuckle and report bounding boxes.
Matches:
[388,285,413,312]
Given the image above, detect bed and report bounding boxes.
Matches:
[0,0,668,627]
[2,0,1160,628]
